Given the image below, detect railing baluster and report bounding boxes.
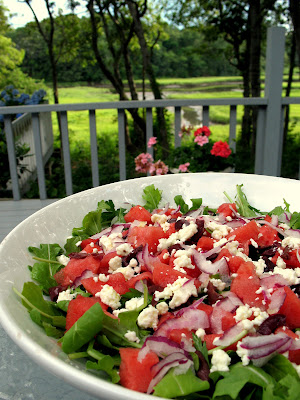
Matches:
[174,106,181,148]
[254,106,267,174]
[60,111,73,196]
[146,108,153,157]
[202,106,209,126]
[229,106,237,153]
[118,109,126,181]
[4,115,21,200]
[89,110,99,187]
[32,113,47,199]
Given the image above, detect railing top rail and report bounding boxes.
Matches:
[0,97,269,115]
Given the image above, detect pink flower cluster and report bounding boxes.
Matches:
[178,162,190,173]
[135,153,168,176]
[210,141,232,158]
[193,125,211,146]
[147,136,157,148]
[134,153,154,173]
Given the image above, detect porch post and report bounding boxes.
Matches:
[262,26,285,176]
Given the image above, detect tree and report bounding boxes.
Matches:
[289,0,300,68]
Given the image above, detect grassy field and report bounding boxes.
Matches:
[48,75,300,150]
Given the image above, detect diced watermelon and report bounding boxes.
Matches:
[124,205,152,224]
[126,271,153,290]
[157,312,175,329]
[278,286,300,329]
[65,295,108,331]
[168,328,193,344]
[217,203,237,218]
[157,249,170,264]
[168,254,201,278]
[228,255,245,274]
[152,262,190,287]
[119,348,159,393]
[196,303,213,317]
[82,272,128,296]
[127,226,168,254]
[230,261,266,309]
[228,220,260,253]
[257,222,280,248]
[98,251,119,274]
[80,238,99,250]
[196,236,214,251]
[82,243,103,254]
[54,255,102,287]
[281,249,300,269]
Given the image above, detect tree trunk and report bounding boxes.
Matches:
[289,0,300,68]
[87,0,146,150]
[125,0,169,156]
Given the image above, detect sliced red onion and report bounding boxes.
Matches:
[134,280,145,292]
[147,352,193,394]
[213,322,246,347]
[173,296,207,317]
[71,269,97,288]
[270,214,279,227]
[260,274,289,290]
[184,208,204,218]
[90,226,112,239]
[138,336,188,362]
[222,291,244,307]
[259,220,286,236]
[191,249,220,275]
[90,224,126,240]
[170,205,181,215]
[267,287,286,314]
[283,229,300,238]
[225,219,246,229]
[136,244,159,273]
[154,309,209,338]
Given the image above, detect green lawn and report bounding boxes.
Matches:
[47,75,299,156]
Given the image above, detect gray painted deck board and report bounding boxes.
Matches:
[0,199,58,242]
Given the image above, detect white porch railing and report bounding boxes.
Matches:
[0,27,299,201]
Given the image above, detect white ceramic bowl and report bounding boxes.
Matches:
[0,173,299,399]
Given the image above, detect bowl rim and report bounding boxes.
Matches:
[0,172,299,399]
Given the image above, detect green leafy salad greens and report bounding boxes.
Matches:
[14,184,300,399]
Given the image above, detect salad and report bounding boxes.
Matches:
[14,184,300,399]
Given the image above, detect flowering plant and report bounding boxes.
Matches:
[134,126,234,176]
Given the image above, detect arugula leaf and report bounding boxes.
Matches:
[71,200,126,239]
[193,334,209,365]
[62,303,104,354]
[64,235,88,254]
[212,363,274,399]
[290,212,300,229]
[174,195,189,214]
[262,354,299,381]
[224,184,261,218]
[14,284,66,331]
[142,184,162,211]
[28,244,64,292]
[190,198,203,210]
[86,357,120,384]
[153,368,210,398]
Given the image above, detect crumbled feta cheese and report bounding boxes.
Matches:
[157,222,198,250]
[205,219,233,240]
[75,240,82,247]
[236,341,250,366]
[99,233,123,251]
[210,278,226,291]
[253,258,266,276]
[125,296,144,311]
[173,250,194,272]
[108,256,122,273]
[195,328,205,339]
[124,330,140,343]
[276,256,286,269]
[113,265,135,280]
[151,213,169,225]
[210,349,231,372]
[213,238,228,248]
[57,254,70,266]
[92,248,99,253]
[95,285,121,310]
[57,289,77,302]
[137,305,159,329]
[225,241,251,262]
[234,305,252,322]
[169,280,198,309]
[90,242,95,247]
[250,239,258,248]
[116,243,133,256]
[156,302,169,315]
[161,222,171,233]
[98,273,109,282]
[282,237,300,250]
[273,266,300,285]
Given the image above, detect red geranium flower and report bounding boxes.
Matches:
[210,141,232,158]
[194,126,211,137]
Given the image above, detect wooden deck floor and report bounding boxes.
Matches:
[0,199,58,242]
